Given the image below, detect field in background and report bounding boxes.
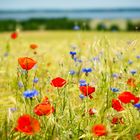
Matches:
[0,31,140,139]
[0,18,140,31]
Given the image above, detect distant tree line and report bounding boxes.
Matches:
[0,18,139,31]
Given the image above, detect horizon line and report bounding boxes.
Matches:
[0,7,140,12]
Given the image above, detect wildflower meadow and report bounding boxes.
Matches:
[0,31,140,140]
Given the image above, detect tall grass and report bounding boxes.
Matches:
[0,31,140,139]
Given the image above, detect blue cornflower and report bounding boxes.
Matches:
[112,73,119,78]
[136,55,140,59]
[73,25,80,30]
[70,51,76,59]
[77,59,82,63]
[134,103,140,109]
[74,57,77,62]
[9,107,17,112]
[130,70,137,75]
[93,57,100,61]
[82,68,92,73]
[110,87,119,92]
[79,79,86,83]
[69,70,75,75]
[79,80,87,86]
[128,60,133,65]
[79,94,85,99]
[82,68,92,76]
[74,57,82,63]
[23,89,38,98]
[18,81,23,88]
[33,77,39,83]
[70,51,76,55]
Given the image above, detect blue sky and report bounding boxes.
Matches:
[0,0,140,10]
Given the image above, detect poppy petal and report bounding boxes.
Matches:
[118,91,139,104]
[92,124,107,136]
[79,86,95,96]
[15,114,40,135]
[51,77,66,88]
[112,99,124,112]
[18,57,37,70]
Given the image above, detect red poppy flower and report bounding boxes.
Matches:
[34,102,55,116]
[111,117,124,124]
[92,124,107,136]
[11,32,18,39]
[118,91,139,104]
[15,114,40,135]
[112,99,124,112]
[89,108,97,116]
[136,133,140,140]
[51,77,66,88]
[111,117,119,124]
[30,44,38,49]
[18,57,37,70]
[79,85,95,99]
[127,78,136,87]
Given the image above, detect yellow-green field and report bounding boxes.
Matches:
[0,31,140,139]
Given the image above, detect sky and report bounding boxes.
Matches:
[0,0,140,10]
